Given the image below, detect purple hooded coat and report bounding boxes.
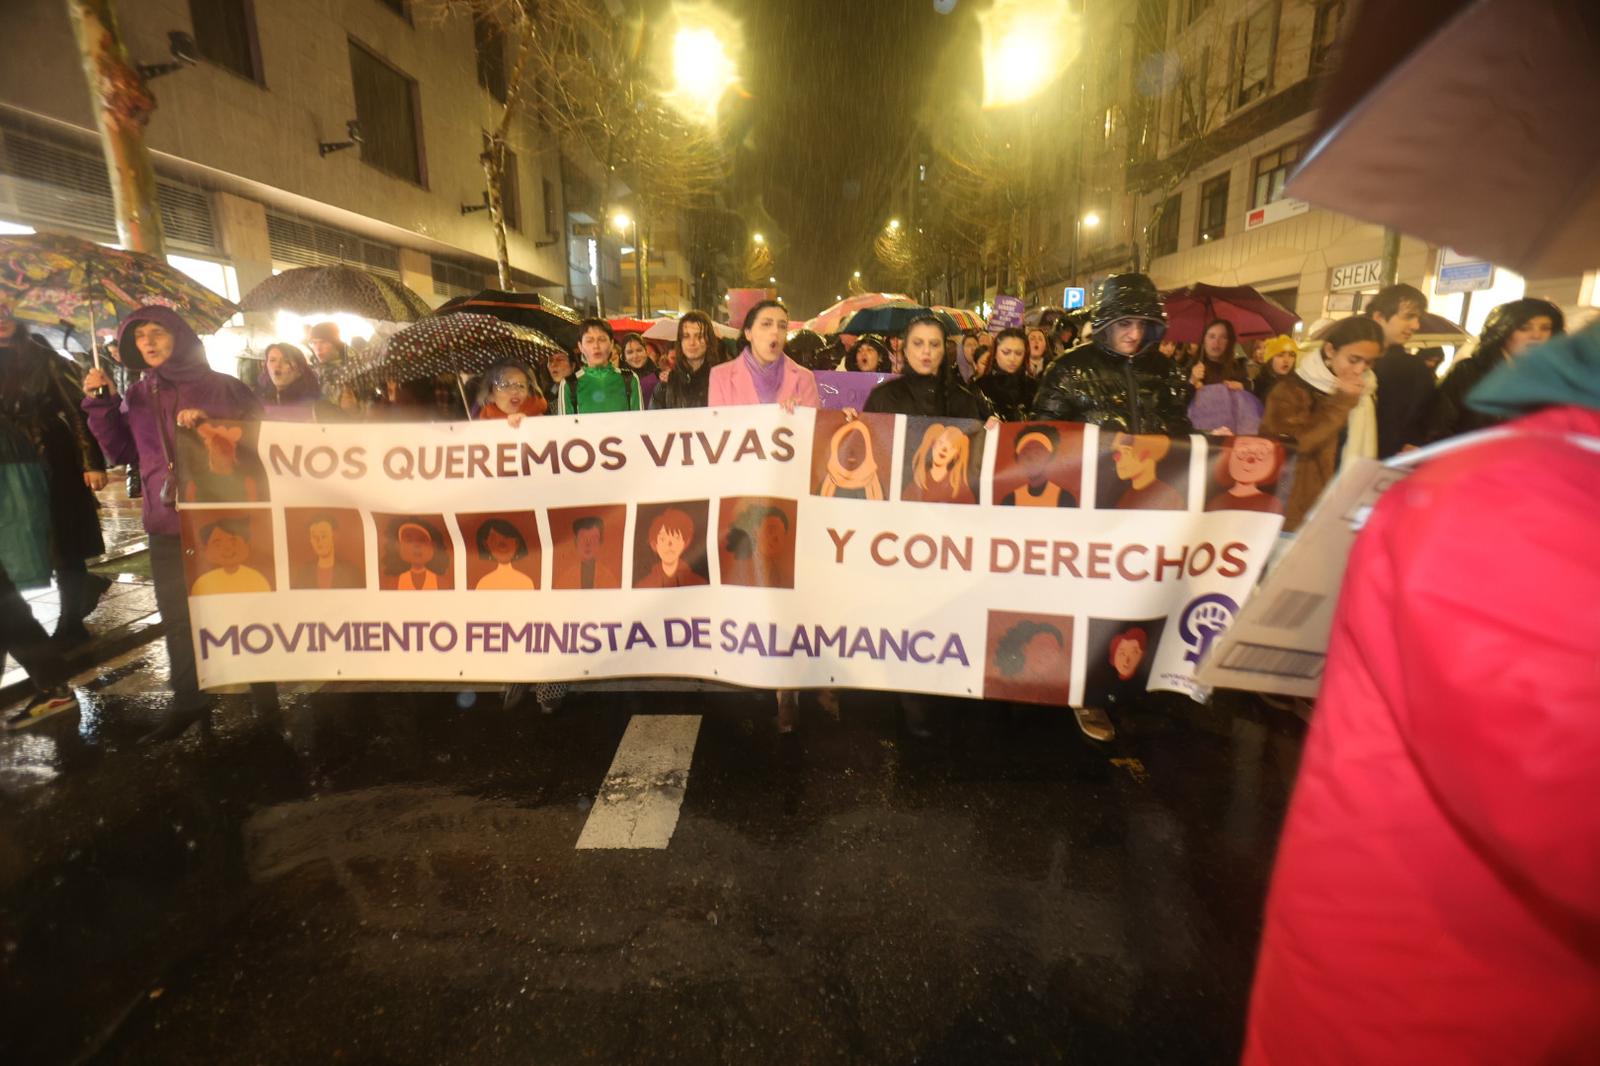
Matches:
[82,306,260,536]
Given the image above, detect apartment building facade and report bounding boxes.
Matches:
[0,0,655,341]
[1131,0,1593,334]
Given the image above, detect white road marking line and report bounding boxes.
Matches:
[575,714,701,850]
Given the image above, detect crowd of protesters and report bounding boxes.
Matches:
[0,276,1579,746]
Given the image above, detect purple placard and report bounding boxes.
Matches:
[1187,384,1264,434]
[987,295,1025,329]
[814,370,897,410]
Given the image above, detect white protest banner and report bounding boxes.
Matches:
[173,409,1293,706]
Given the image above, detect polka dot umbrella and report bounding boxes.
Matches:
[334,313,564,393]
[238,264,434,322]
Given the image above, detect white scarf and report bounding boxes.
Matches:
[1295,349,1378,467]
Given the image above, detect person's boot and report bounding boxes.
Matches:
[126,466,142,499]
[138,702,210,746]
[1073,705,1115,742]
[55,571,113,647]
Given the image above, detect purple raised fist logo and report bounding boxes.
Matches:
[1179,593,1239,666]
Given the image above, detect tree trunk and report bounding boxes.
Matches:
[481,144,513,290]
[1379,227,1402,287]
[66,0,166,254]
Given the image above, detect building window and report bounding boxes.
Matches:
[1251,141,1300,208]
[188,0,262,83]
[1312,0,1347,67]
[1197,172,1229,243]
[1233,3,1275,109]
[1153,194,1182,257]
[542,178,557,237]
[348,41,424,186]
[474,15,507,103]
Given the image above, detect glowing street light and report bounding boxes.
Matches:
[980,0,1077,109]
[752,232,765,244]
[887,218,901,232]
[852,270,861,278]
[767,276,776,283]
[611,210,632,233]
[670,22,738,125]
[1082,211,1101,228]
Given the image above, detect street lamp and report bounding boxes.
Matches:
[752,232,765,245]
[612,211,642,316]
[767,276,776,284]
[670,24,737,125]
[979,0,1077,109]
[1069,209,1102,289]
[853,270,861,278]
[887,219,901,232]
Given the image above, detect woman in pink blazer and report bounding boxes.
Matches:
[708,300,820,411]
[708,299,818,733]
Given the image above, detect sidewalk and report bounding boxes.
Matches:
[1,473,163,701]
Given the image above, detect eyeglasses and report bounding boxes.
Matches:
[492,379,530,392]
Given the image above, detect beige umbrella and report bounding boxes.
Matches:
[1287,0,1600,278]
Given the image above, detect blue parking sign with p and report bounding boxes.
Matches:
[1063,287,1086,310]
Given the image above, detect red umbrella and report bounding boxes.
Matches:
[606,316,658,336]
[1162,283,1300,344]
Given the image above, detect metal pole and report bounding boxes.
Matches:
[633,222,643,318]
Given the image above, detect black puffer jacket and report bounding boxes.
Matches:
[650,354,719,410]
[1029,272,1192,433]
[1031,344,1192,433]
[863,365,992,420]
[1424,298,1565,443]
[975,366,1033,421]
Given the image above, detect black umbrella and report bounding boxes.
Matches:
[238,265,433,321]
[1287,0,1600,278]
[337,313,562,393]
[435,290,583,350]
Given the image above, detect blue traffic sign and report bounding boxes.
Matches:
[1063,287,1086,310]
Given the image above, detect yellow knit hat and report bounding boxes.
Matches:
[1257,334,1299,363]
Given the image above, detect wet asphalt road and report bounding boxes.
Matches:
[0,644,1304,1065]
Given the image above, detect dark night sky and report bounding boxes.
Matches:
[724,0,971,315]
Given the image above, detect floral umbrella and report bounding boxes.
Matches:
[337,313,563,393]
[238,264,433,322]
[803,292,913,335]
[0,232,239,345]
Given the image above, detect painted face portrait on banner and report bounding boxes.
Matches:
[1100,432,1189,511]
[1083,616,1165,709]
[457,512,541,591]
[996,423,1082,508]
[189,515,273,596]
[719,497,798,589]
[1205,435,1288,514]
[634,503,710,589]
[902,419,983,505]
[983,610,1075,703]
[814,414,888,501]
[286,508,366,590]
[550,506,626,591]
[378,515,453,591]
